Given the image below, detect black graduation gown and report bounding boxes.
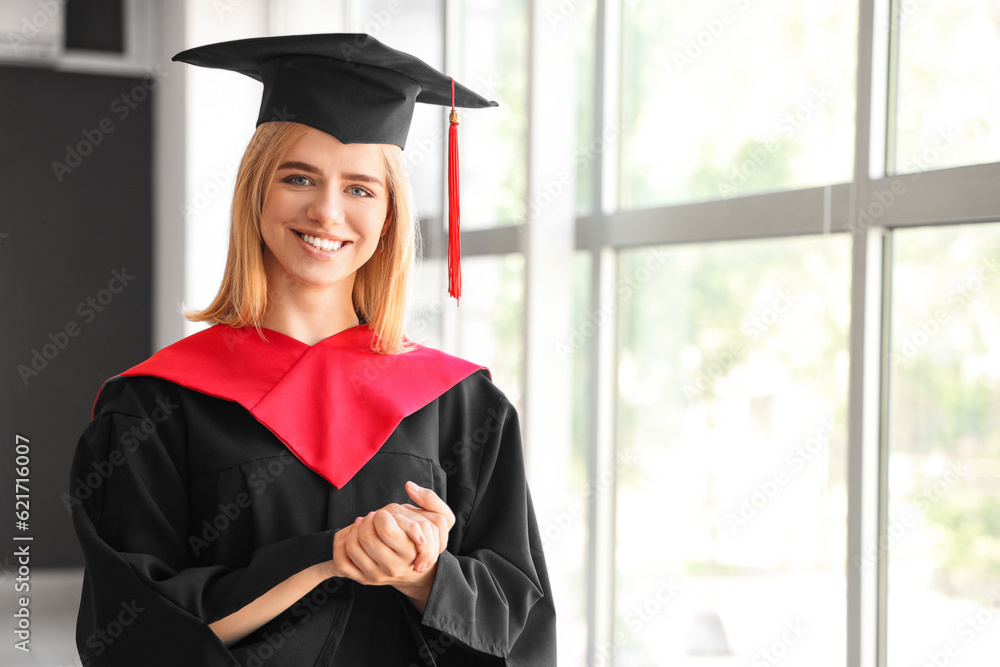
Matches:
[68,348,555,665]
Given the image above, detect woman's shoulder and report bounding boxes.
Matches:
[90,327,229,418]
[401,341,504,398]
[91,374,189,421]
[403,338,486,369]
[423,358,517,421]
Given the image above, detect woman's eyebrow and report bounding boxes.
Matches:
[342,172,384,187]
[277,160,321,174]
[276,162,383,187]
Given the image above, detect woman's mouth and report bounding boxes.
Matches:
[298,232,348,252]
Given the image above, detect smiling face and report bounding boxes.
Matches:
[259,125,390,302]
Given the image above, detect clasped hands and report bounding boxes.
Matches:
[327,481,454,610]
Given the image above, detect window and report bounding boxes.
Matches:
[564,1,998,664]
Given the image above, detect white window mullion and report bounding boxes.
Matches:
[848,0,891,664]
[587,0,621,662]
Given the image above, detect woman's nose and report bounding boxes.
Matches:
[307,187,345,227]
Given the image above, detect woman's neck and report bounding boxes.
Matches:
[259,274,360,346]
[261,306,360,346]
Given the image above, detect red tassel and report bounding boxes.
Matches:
[447,77,461,303]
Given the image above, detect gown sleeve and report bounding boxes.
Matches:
[416,383,557,666]
[68,377,336,667]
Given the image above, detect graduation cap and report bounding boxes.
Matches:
[172,33,499,302]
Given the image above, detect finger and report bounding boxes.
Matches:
[383,505,443,545]
[372,510,418,562]
[406,482,456,530]
[333,525,366,582]
[357,513,418,580]
[347,516,386,581]
[390,512,426,548]
[397,508,443,558]
[394,514,437,573]
[398,504,450,554]
[427,513,449,554]
[355,513,394,567]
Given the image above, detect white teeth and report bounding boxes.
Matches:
[301,234,344,252]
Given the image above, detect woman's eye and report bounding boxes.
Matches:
[284,175,311,186]
[349,186,374,198]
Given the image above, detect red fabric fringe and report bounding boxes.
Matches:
[448,79,461,302]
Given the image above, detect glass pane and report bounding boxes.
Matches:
[273,0,348,34]
[616,235,851,665]
[892,3,1000,174]
[574,0,597,216]
[405,257,446,350]
[539,251,593,667]
[456,0,528,228]
[620,0,856,208]
[886,223,1000,666]
[455,254,524,410]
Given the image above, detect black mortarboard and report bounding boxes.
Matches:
[171,33,497,149]
[173,33,499,301]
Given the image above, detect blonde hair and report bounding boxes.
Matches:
[187,121,416,354]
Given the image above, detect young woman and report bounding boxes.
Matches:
[69,34,555,666]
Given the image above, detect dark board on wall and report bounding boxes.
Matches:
[65,0,126,53]
[0,64,152,568]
